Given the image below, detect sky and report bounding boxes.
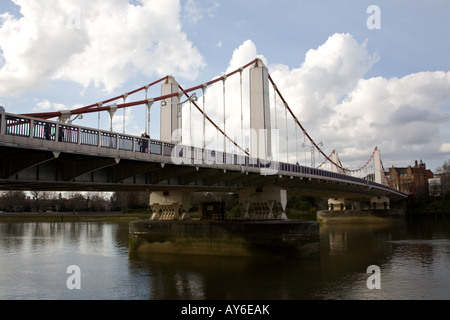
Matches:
[1,0,450,173]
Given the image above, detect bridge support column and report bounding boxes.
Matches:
[370,196,390,210]
[328,198,346,211]
[373,147,383,184]
[249,59,272,160]
[149,191,191,221]
[239,186,287,220]
[161,76,181,144]
[330,151,340,173]
[239,190,252,219]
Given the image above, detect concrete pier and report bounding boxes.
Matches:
[129,219,319,258]
[317,209,405,224]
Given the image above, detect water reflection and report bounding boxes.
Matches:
[0,222,129,257]
[314,219,450,300]
[130,252,324,300]
[1,218,450,300]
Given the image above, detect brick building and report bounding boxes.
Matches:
[386,160,433,196]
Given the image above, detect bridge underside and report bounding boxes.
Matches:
[0,144,405,203]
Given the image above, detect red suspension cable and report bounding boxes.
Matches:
[21,76,169,119]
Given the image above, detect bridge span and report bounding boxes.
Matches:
[0,111,406,220]
[1,59,408,221]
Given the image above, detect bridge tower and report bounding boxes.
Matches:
[249,59,272,160]
[328,150,346,210]
[161,76,181,144]
[152,76,193,220]
[371,147,390,209]
[330,150,339,173]
[373,147,383,184]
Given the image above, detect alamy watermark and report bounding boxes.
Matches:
[366,5,381,30]
[66,7,81,30]
[66,265,81,290]
[366,265,381,289]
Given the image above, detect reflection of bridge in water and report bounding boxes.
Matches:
[0,58,407,221]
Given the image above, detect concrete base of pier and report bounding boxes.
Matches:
[317,209,405,224]
[129,219,319,258]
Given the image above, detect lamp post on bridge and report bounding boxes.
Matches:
[162,92,197,145]
[68,114,83,124]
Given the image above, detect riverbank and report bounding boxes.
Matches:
[0,212,151,222]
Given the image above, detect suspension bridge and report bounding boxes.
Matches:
[0,58,407,221]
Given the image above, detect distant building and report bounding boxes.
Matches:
[386,160,433,196]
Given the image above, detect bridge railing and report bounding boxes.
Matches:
[0,112,404,197]
[4,115,31,137]
[59,125,79,144]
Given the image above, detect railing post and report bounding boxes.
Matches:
[0,111,5,135]
[30,119,35,139]
[55,123,60,143]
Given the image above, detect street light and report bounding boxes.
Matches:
[68,114,83,124]
[159,92,197,145]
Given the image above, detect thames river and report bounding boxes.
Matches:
[0,215,449,300]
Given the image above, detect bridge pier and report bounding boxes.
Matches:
[370,196,390,210]
[328,198,346,211]
[149,191,191,221]
[327,196,390,211]
[239,186,287,220]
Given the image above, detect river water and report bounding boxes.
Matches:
[0,216,449,300]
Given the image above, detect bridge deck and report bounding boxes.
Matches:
[0,112,407,201]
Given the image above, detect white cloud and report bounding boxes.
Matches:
[269,33,379,126]
[183,0,219,23]
[0,0,205,95]
[183,0,203,23]
[35,99,68,112]
[268,35,450,169]
[331,72,450,152]
[440,143,450,153]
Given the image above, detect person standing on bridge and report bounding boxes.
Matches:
[44,123,52,140]
[140,132,149,153]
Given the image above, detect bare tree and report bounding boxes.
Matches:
[438,160,450,196]
[89,192,108,212]
[0,191,27,212]
[65,192,87,212]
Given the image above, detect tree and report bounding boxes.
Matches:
[65,192,87,212]
[89,192,108,212]
[111,191,133,213]
[0,191,27,212]
[437,160,450,196]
